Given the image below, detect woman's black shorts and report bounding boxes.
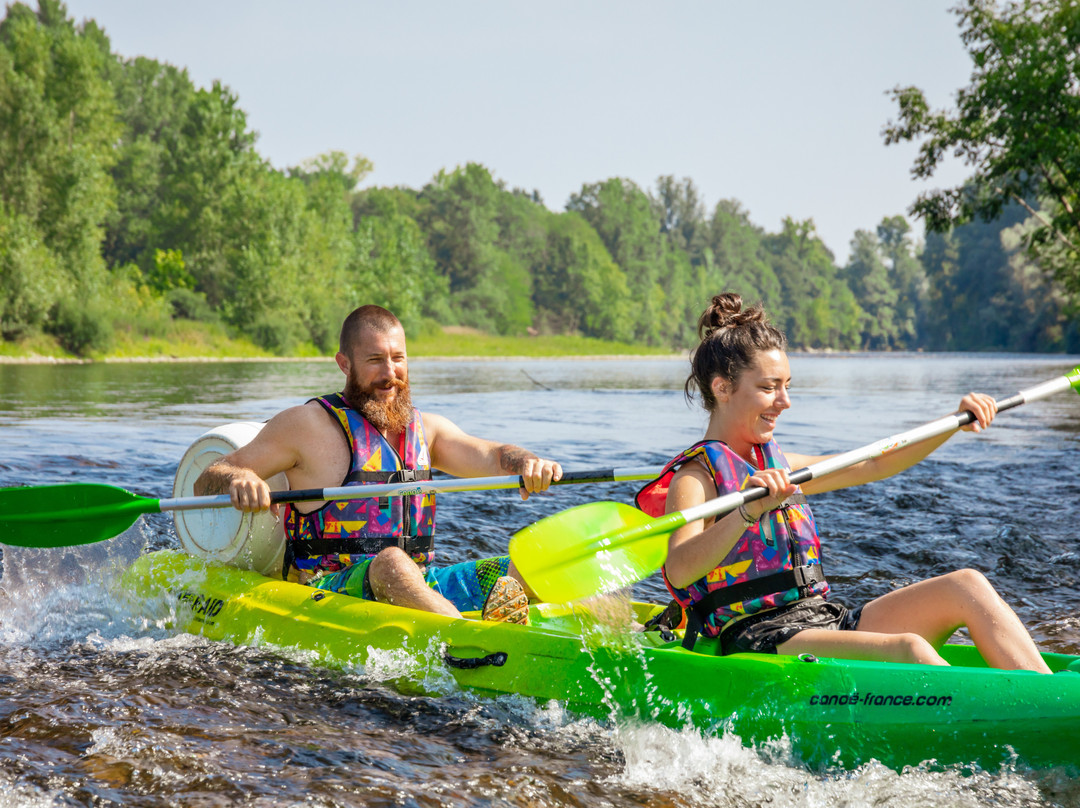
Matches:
[719,598,863,655]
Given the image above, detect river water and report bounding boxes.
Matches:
[1,353,1079,807]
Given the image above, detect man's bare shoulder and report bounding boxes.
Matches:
[271,400,331,425]
[259,401,337,442]
[250,400,348,484]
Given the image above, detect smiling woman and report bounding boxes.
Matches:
[636,292,1052,671]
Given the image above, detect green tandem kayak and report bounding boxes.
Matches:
[123,549,1080,773]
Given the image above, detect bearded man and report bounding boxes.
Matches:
[194,305,562,623]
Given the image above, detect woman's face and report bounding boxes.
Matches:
[712,349,792,450]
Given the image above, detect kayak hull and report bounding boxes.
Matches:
[122,550,1080,772]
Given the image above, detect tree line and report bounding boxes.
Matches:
[1,1,1078,357]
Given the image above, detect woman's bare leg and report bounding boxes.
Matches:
[779,570,1049,672]
[779,626,947,664]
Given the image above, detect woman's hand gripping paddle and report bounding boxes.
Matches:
[509,368,1080,604]
[0,467,662,549]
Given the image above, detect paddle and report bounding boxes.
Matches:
[0,466,661,549]
[510,368,1080,604]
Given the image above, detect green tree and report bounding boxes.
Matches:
[884,0,1080,296]
[351,209,446,334]
[841,216,926,350]
[535,211,633,341]
[417,163,535,334]
[764,218,861,349]
[151,81,264,308]
[654,175,708,263]
[419,163,502,294]
[1000,216,1080,350]
[921,203,1030,349]
[842,229,898,349]
[290,150,373,194]
[104,57,196,269]
[876,216,926,347]
[567,178,668,345]
[0,1,120,348]
[920,229,964,349]
[0,204,63,339]
[701,199,782,312]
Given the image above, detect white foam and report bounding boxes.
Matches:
[606,722,1044,808]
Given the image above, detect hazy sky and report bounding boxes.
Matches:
[62,0,976,263]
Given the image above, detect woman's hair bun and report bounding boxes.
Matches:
[698,292,766,339]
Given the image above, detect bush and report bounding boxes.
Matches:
[248,314,305,354]
[47,298,114,356]
[166,287,216,321]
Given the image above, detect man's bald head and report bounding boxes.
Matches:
[339,305,403,354]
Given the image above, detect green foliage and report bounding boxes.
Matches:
[147,248,193,292]
[701,200,781,311]
[166,287,215,322]
[416,164,541,335]
[351,209,446,335]
[568,178,669,345]
[1,1,1076,359]
[920,201,1080,351]
[0,203,63,339]
[103,57,197,268]
[843,230,898,349]
[420,163,503,294]
[535,212,632,341]
[884,0,1080,296]
[763,219,862,349]
[841,216,927,350]
[47,295,113,355]
[877,216,926,347]
[290,150,373,194]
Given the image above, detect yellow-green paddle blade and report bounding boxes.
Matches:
[509,501,681,603]
[0,483,160,548]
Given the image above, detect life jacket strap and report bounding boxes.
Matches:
[344,468,433,485]
[283,534,436,578]
[680,563,827,651]
[642,599,683,643]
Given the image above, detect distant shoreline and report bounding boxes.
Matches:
[5,348,1071,366]
[0,353,687,365]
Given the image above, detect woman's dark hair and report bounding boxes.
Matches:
[685,292,787,411]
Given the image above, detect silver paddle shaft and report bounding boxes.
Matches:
[157,466,662,513]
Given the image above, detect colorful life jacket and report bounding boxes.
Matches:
[635,439,828,645]
[283,393,436,576]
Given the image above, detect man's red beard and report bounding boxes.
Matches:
[343,376,413,433]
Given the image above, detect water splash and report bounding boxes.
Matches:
[608,722,1057,808]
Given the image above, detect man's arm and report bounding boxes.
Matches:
[422,412,562,499]
[193,405,312,511]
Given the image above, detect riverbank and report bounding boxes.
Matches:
[0,326,679,364]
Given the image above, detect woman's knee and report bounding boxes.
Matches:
[888,632,943,665]
[938,568,1001,605]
